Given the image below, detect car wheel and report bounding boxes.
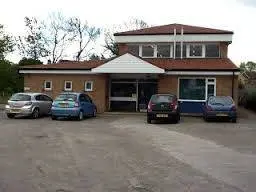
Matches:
[31,108,39,119]
[174,115,180,124]
[51,115,57,120]
[7,113,15,119]
[77,111,83,121]
[231,118,237,123]
[93,108,96,117]
[147,116,152,124]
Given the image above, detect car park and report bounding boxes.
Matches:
[203,96,237,123]
[51,92,97,120]
[5,93,53,119]
[147,94,180,124]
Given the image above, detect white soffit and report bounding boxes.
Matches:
[91,53,165,74]
[115,34,233,43]
[19,70,96,74]
[166,71,239,75]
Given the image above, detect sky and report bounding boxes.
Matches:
[0,0,255,65]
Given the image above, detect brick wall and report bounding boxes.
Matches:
[158,75,178,95]
[118,43,128,55]
[24,74,109,113]
[220,42,228,58]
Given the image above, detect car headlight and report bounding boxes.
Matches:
[5,105,10,109]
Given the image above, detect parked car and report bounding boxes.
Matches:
[203,96,237,123]
[51,92,97,120]
[5,93,53,119]
[147,94,180,124]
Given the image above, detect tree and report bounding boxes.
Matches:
[0,24,14,60]
[103,18,149,56]
[18,57,42,66]
[240,61,256,72]
[68,17,100,61]
[17,17,49,60]
[44,12,70,63]
[88,53,105,60]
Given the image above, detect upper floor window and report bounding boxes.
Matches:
[205,44,220,58]
[128,45,139,56]
[157,45,171,58]
[142,45,155,57]
[188,44,204,58]
[175,43,187,58]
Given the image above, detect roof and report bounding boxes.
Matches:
[114,23,233,36]
[145,58,238,71]
[19,60,106,70]
[19,56,238,72]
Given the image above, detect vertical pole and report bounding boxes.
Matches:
[232,71,235,99]
[173,28,176,59]
[136,79,139,112]
[181,27,184,59]
[108,77,111,111]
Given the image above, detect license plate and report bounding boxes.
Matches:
[216,113,228,117]
[59,103,68,108]
[156,114,168,118]
[10,109,21,113]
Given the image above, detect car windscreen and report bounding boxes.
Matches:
[208,97,233,105]
[10,94,31,101]
[151,95,174,103]
[55,94,77,101]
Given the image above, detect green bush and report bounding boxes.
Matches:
[244,88,256,111]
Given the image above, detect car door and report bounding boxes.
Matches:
[79,94,90,116]
[42,95,53,115]
[35,95,46,115]
[84,94,94,115]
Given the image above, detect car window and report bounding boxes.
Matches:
[42,95,52,102]
[10,94,31,101]
[79,94,87,102]
[151,95,174,103]
[55,94,77,101]
[35,95,44,101]
[85,95,92,103]
[208,97,233,105]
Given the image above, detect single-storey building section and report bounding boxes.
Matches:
[19,23,239,114]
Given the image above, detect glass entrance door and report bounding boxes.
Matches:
[138,83,157,111]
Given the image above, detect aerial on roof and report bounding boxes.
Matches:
[114,23,233,36]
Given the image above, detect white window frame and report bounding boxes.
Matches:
[64,81,72,91]
[140,44,157,58]
[178,77,216,102]
[84,81,93,92]
[186,44,206,58]
[44,80,52,91]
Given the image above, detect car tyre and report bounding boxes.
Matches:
[231,118,237,123]
[7,113,15,119]
[77,111,83,121]
[93,108,97,117]
[31,108,39,119]
[174,115,180,124]
[51,115,57,120]
[147,116,152,124]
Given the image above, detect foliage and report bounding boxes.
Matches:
[0,24,14,60]
[68,17,101,61]
[244,88,256,112]
[103,18,149,56]
[88,53,105,60]
[240,61,256,72]
[17,17,49,60]
[18,57,43,66]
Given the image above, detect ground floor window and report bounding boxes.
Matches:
[44,80,52,91]
[64,81,72,91]
[179,78,216,101]
[85,81,93,91]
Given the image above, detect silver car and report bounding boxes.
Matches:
[5,93,53,119]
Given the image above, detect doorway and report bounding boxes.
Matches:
[138,82,157,111]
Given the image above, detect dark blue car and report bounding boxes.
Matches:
[203,96,237,123]
[51,92,97,120]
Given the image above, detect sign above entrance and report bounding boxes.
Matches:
[92,53,165,74]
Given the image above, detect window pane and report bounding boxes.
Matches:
[128,45,139,56]
[179,79,206,100]
[45,82,51,88]
[86,82,92,90]
[142,45,154,57]
[65,82,71,89]
[189,45,202,57]
[111,83,136,97]
[206,44,219,57]
[207,84,215,97]
[157,45,170,58]
[175,43,186,58]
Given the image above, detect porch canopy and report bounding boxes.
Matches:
[91,53,165,74]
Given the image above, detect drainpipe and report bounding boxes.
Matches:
[232,71,235,99]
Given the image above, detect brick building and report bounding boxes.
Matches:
[19,24,239,114]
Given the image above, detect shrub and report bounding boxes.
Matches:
[244,88,256,111]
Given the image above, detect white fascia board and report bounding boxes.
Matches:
[166,71,239,75]
[19,70,97,74]
[115,34,233,43]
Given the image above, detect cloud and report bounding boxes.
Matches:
[238,0,256,7]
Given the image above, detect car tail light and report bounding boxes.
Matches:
[206,105,212,111]
[231,105,236,111]
[170,98,178,110]
[24,101,32,106]
[74,102,80,107]
[147,101,155,112]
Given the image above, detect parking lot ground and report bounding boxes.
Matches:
[0,110,256,191]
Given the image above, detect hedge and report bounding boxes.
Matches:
[244,88,256,112]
